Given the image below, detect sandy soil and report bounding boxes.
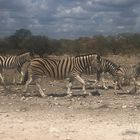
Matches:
[0,82,140,140]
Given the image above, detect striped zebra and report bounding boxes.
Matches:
[23,54,100,97]
[124,63,140,91]
[83,57,126,93]
[133,63,140,92]
[0,52,30,84]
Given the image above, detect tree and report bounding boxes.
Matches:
[8,29,32,50]
[21,36,50,56]
[0,38,11,54]
[14,29,32,39]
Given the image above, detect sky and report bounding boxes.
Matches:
[0,0,140,39]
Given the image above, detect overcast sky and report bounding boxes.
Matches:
[0,0,140,39]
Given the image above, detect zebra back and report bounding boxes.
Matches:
[26,54,100,80]
[0,55,16,69]
[0,52,30,70]
[29,57,74,79]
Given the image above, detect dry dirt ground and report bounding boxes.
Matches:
[0,55,140,140]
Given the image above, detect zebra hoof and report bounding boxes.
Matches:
[88,92,92,96]
[103,86,108,90]
[83,91,87,95]
[41,94,46,98]
[67,93,73,97]
[22,92,30,97]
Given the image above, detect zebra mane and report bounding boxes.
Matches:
[16,52,30,66]
[75,53,99,58]
[18,52,30,57]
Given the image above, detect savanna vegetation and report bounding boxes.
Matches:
[0,28,140,56]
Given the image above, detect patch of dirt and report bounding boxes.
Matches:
[0,82,140,140]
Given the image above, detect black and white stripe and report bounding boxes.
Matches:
[23,54,100,97]
[0,52,30,84]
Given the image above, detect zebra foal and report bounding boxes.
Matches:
[84,57,126,93]
[0,52,31,84]
[23,54,100,97]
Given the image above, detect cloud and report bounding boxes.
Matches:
[94,0,140,7]
[0,0,140,38]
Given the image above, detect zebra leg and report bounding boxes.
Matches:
[101,76,108,89]
[12,70,17,85]
[133,77,137,93]
[93,79,98,88]
[23,76,33,93]
[66,77,73,96]
[0,68,4,84]
[74,75,87,95]
[12,77,16,85]
[114,81,118,94]
[66,81,73,96]
[35,78,46,97]
[114,80,126,94]
[113,76,121,94]
[15,67,23,84]
[19,71,24,84]
[12,68,20,85]
[0,73,4,84]
[93,71,101,89]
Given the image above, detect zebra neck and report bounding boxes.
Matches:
[101,59,118,75]
[16,57,26,66]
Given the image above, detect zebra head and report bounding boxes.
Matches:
[116,66,126,76]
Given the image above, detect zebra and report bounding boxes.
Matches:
[23,54,100,97]
[0,52,31,84]
[133,63,140,80]
[133,63,140,92]
[83,57,126,93]
[124,63,140,92]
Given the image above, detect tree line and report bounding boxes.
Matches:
[0,29,140,56]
